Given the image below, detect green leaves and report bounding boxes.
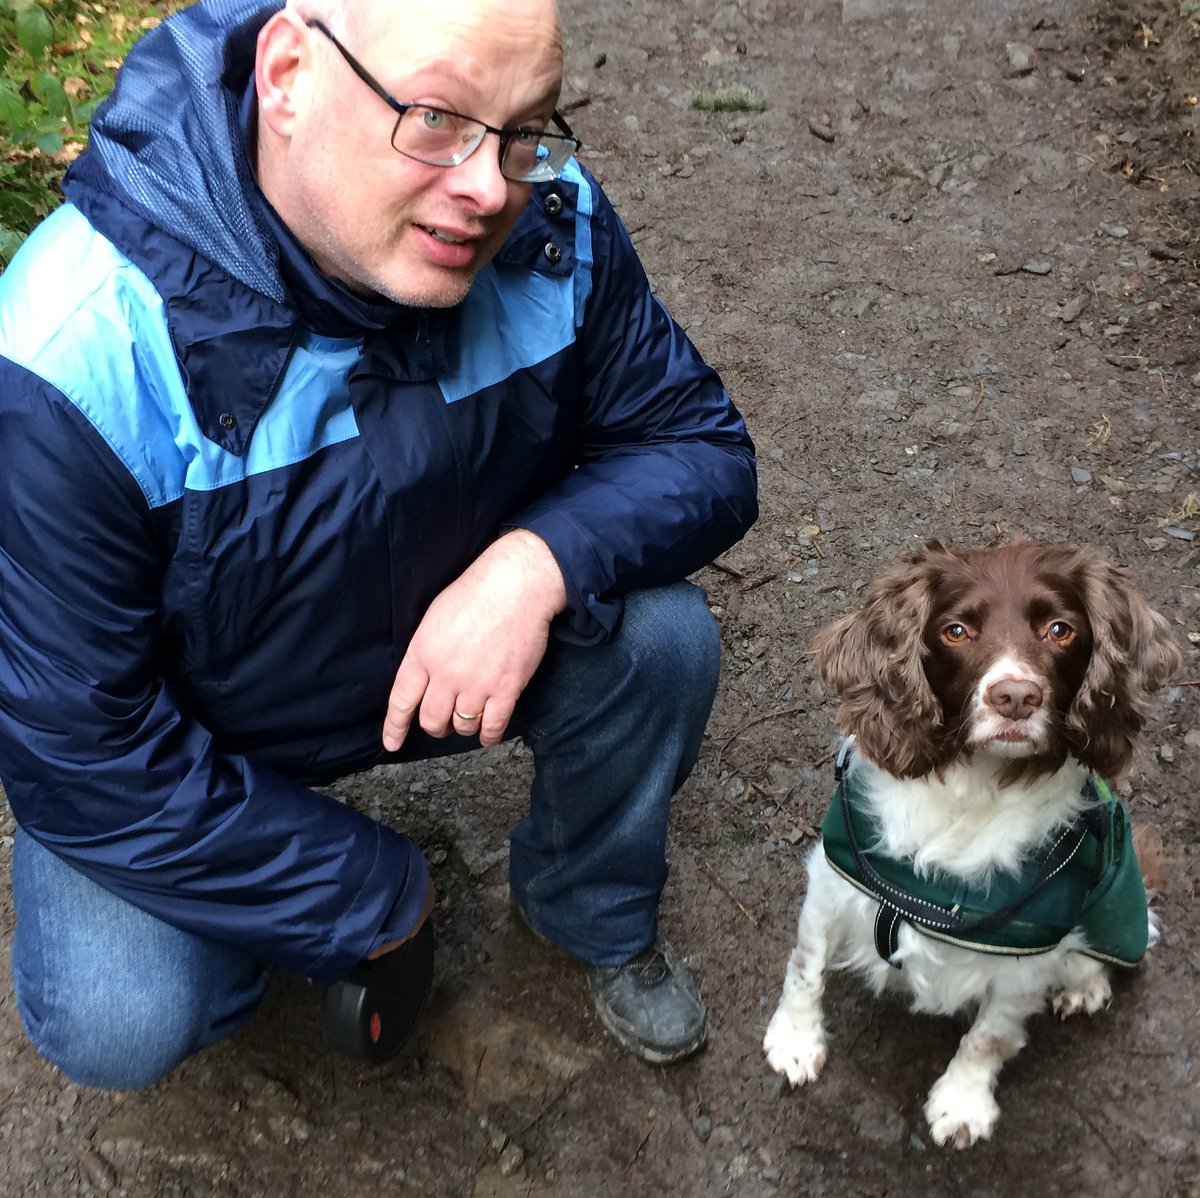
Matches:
[0,0,77,264]
[0,81,24,128]
[0,0,147,267]
[15,5,53,58]
[30,72,70,118]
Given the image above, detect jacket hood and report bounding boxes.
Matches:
[64,0,287,301]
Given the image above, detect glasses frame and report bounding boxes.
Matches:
[305,18,581,182]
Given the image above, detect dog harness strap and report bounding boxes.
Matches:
[873,903,903,961]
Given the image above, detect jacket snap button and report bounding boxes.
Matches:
[543,241,563,264]
[544,192,563,217]
[219,412,236,429]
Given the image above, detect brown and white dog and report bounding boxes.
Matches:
[763,541,1181,1148]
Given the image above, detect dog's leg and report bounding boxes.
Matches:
[762,859,836,1086]
[924,990,1042,1149]
[1052,953,1111,1019]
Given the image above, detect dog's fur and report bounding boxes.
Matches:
[763,541,1181,1148]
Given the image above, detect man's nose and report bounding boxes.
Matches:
[449,133,512,212]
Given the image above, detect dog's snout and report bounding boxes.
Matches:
[984,678,1043,719]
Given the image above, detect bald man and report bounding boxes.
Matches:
[0,0,757,1087]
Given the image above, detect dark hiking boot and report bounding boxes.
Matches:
[585,940,708,1064]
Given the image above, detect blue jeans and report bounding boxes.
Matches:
[10,582,719,1089]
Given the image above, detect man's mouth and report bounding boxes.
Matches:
[420,225,469,245]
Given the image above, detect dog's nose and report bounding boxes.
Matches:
[984,678,1043,719]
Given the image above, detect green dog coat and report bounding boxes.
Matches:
[821,764,1151,967]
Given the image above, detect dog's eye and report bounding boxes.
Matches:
[1046,620,1076,646]
[941,623,970,645]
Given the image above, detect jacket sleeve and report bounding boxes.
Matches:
[512,172,758,643]
[0,362,427,982]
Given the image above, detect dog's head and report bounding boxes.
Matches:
[814,541,1182,780]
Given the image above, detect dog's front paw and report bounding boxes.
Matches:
[1052,972,1111,1019]
[763,1005,827,1086]
[924,1072,999,1149]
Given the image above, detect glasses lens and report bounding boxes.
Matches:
[392,106,485,166]
[501,135,576,182]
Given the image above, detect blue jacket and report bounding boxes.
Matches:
[0,0,757,981]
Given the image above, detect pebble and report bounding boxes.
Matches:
[1162,526,1196,542]
[693,1115,714,1142]
[1022,261,1052,275]
[1184,730,1200,749]
[498,1142,526,1177]
[1071,467,1092,485]
[1160,745,1175,764]
[1005,42,1036,74]
[1059,294,1089,322]
[1099,223,1129,239]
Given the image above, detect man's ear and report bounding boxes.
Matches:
[256,10,311,139]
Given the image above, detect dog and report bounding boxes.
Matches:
[763,541,1181,1148]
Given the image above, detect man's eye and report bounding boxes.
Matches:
[1046,621,1076,645]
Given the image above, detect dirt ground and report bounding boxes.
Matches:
[3,0,1200,1194]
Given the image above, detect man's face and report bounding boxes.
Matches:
[259,0,563,307]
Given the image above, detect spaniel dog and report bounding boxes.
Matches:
[763,541,1181,1148]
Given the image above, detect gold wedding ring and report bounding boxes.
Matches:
[454,709,483,722]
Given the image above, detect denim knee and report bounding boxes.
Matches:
[11,829,267,1091]
[616,582,721,735]
[18,969,221,1090]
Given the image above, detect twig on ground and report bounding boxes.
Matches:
[627,1125,654,1171]
[718,704,802,765]
[702,860,760,927]
[707,558,747,580]
[519,1072,577,1135]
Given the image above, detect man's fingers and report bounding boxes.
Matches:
[382,663,430,752]
[451,703,485,736]
[478,696,516,747]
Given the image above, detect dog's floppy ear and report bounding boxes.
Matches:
[1065,548,1182,778]
[813,547,947,778]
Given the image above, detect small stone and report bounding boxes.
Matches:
[1071,467,1092,485]
[1005,42,1036,74]
[1162,526,1196,542]
[1159,745,1175,764]
[1183,730,1200,749]
[693,1115,714,1142]
[1059,294,1089,322]
[1022,261,1052,275]
[1099,223,1129,239]
[498,1142,526,1176]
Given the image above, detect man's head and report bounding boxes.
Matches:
[255,0,564,307]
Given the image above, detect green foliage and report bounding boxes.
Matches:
[691,85,767,114]
[0,0,146,267]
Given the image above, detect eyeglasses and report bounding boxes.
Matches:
[306,19,581,183]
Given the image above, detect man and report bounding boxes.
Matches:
[0,0,757,1089]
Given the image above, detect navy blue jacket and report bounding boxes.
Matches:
[0,0,757,980]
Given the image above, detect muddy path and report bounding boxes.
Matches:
[2,0,1199,1194]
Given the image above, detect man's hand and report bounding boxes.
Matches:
[381,530,568,752]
